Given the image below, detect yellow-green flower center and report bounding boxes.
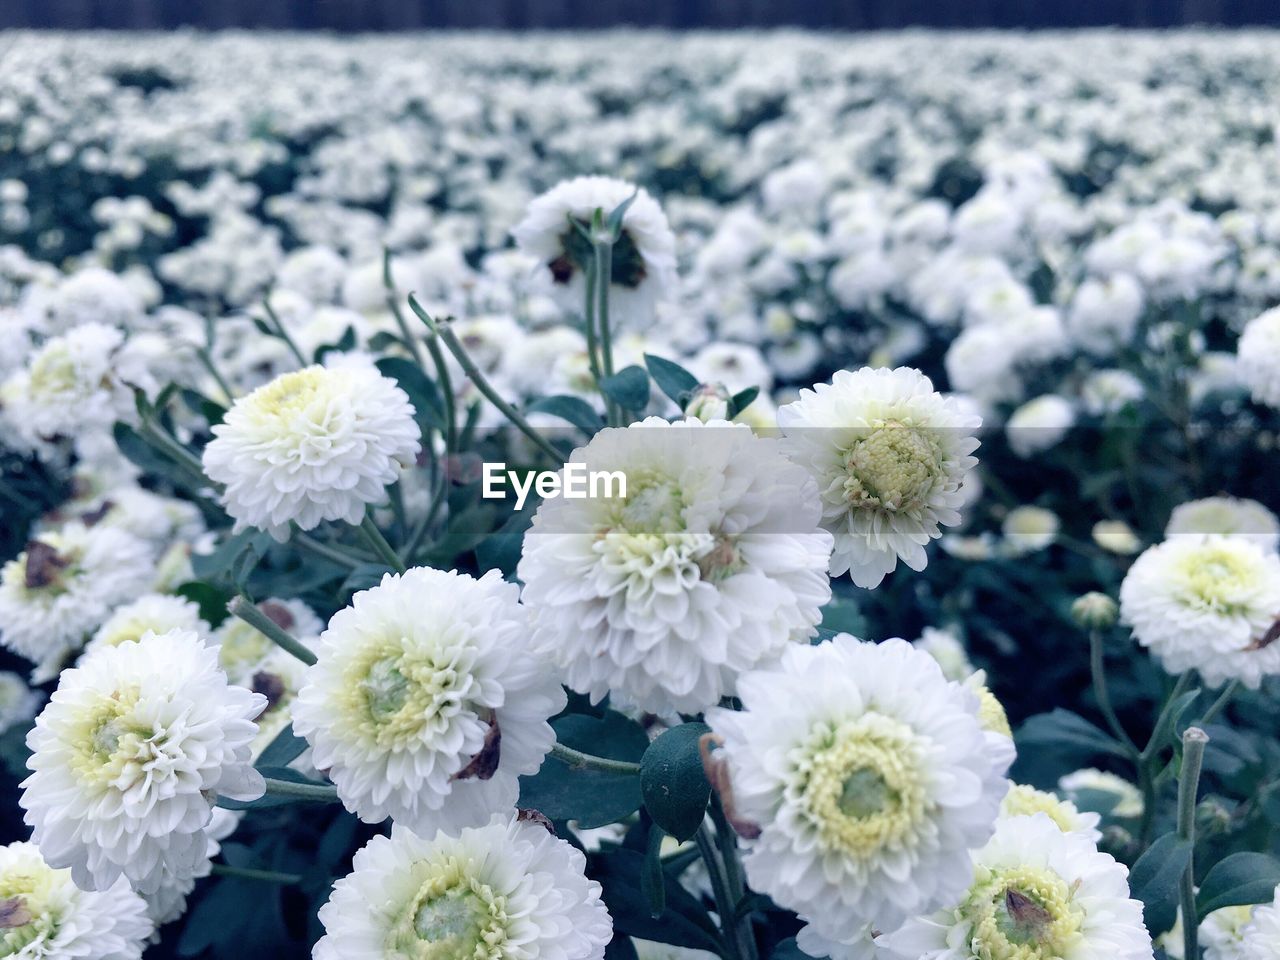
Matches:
[338,638,474,750]
[842,423,945,512]
[797,714,927,858]
[68,691,155,787]
[967,865,1085,960]
[1169,544,1261,613]
[387,857,509,960]
[249,368,327,421]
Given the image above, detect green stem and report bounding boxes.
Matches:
[696,824,743,960]
[711,797,758,960]
[423,315,563,464]
[1090,629,1139,757]
[1178,728,1209,960]
[139,419,209,484]
[359,513,406,572]
[261,297,308,368]
[261,776,339,803]
[382,249,428,370]
[292,530,366,569]
[1137,672,1194,847]
[406,296,460,455]
[549,742,641,776]
[196,347,235,404]
[1198,681,1239,726]
[593,236,623,426]
[210,863,303,885]
[228,595,317,666]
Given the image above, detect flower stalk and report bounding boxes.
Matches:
[227,595,317,666]
[1178,727,1209,960]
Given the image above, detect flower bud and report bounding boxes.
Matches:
[1072,591,1119,629]
[684,382,731,422]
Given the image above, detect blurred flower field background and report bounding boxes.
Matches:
[0,28,1279,960]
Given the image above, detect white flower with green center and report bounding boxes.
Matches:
[0,522,154,683]
[82,593,210,661]
[707,636,1010,951]
[1000,784,1101,841]
[0,321,150,457]
[313,816,612,960]
[518,417,833,715]
[19,629,265,894]
[292,568,565,835]
[875,814,1152,960]
[1120,535,1280,688]
[202,360,421,541]
[778,366,980,589]
[511,175,676,331]
[1166,497,1280,553]
[0,840,152,959]
[1241,887,1280,960]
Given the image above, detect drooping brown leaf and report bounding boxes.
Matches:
[452,713,501,782]
[23,541,68,589]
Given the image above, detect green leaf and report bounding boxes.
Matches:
[644,354,699,407]
[818,595,867,638]
[1014,709,1129,761]
[255,723,308,769]
[376,356,444,429]
[640,722,712,842]
[174,581,234,627]
[600,365,651,412]
[727,386,760,418]
[1197,852,1280,919]
[642,824,666,919]
[1129,833,1192,936]
[191,529,274,584]
[518,712,646,828]
[594,848,725,952]
[606,189,641,236]
[526,395,606,436]
[313,325,356,363]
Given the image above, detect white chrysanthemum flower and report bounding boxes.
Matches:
[0,322,151,455]
[293,568,564,835]
[1002,506,1060,555]
[512,175,676,330]
[202,362,421,541]
[1238,307,1280,409]
[213,597,322,687]
[313,816,612,960]
[518,418,832,715]
[0,670,40,735]
[875,814,1152,960]
[707,636,1011,947]
[914,627,974,682]
[1067,274,1145,354]
[1093,520,1142,555]
[0,840,152,959]
[1001,784,1102,841]
[1166,497,1280,552]
[20,629,265,894]
[1120,536,1280,689]
[1201,904,1258,960]
[778,367,980,589]
[1058,769,1144,819]
[0,523,154,682]
[1239,885,1280,960]
[83,593,210,660]
[1006,394,1076,459]
[1081,369,1145,416]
